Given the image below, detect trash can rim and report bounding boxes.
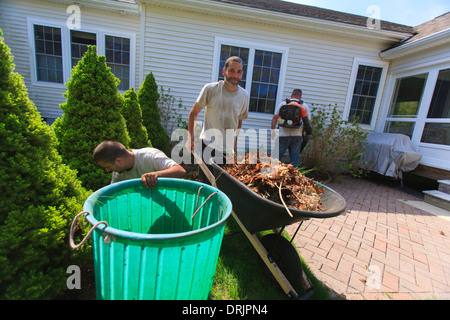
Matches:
[82,178,232,241]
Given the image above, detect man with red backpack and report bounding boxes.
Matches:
[271,89,312,168]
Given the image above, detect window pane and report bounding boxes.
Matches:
[384,121,415,138]
[421,123,450,145]
[105,35,131,90]
[71,30,96,68]
[34,25,63,83]
[349,65,382,124]
[427,69,450,119]
[217,45,282,114]
[388,73,427,118]
[250,49,282,114]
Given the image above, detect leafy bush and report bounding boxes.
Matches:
[158,86,187,134]
[122,87,152,148]
[301,104,368,180]
[139,73,170,155]
[54,45,130,191]
[0,30,90,299]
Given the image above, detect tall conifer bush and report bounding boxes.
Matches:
[54,46,130,191]
[121,87,151,148]
[0,30,90,299]
[138,72,170,155]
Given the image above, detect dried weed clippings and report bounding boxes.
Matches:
[223,154,324,212]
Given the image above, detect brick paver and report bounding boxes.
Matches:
[287,176,450,300]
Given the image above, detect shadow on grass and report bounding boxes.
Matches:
[210,217,341,300]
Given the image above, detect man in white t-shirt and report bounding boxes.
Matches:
[187,56,249,184]
[93,141,186,189]
[271,89,312,168]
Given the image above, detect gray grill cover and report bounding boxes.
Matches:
[362,132,422,179]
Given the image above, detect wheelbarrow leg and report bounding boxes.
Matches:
[231,211,314,300]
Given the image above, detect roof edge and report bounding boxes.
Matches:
[139,0,412,41]
[380,27,450,59]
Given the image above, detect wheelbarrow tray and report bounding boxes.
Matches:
[211,163,346,234]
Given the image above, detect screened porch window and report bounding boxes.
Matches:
[421,69,450,146]
[384,73,428,138]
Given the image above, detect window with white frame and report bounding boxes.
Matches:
[34,25,63,83]
[105,35,131,90]
[215,41,286,115]
[30,21,133,91]
[384,73,428,138]
[345,59,388,127]
[420,68,450,146]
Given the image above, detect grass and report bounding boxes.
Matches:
[209,216,335,300]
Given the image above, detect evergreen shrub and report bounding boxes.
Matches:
[0,30,90,299]
[121,87,151,148]
[138,72,170,155]
[54,45,130,191]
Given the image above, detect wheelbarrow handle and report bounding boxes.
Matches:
[192,152,217,187]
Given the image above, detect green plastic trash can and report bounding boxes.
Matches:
[82,178,232,300]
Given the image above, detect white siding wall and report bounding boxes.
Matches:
[142,5,391,133]
[0,0,140,120]
[387,43,450,75]
[1,0,395,133]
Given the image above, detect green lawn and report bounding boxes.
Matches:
[210,216,335,300]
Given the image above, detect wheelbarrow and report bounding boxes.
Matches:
[193,153,346,300]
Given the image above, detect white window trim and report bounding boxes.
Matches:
[27,17,68,89]
[343,57,389,130]
[212,36,289,116]
[27,17,136,91]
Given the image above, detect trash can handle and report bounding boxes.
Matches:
[69,211,115,249]
[191,186,218,220]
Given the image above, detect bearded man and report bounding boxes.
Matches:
[187,56,249,184]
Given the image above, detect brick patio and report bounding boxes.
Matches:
[287,175,450,300]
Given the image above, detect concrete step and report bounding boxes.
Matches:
[423,190,450,211]
[438,180,450,195]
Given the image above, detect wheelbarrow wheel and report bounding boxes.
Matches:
[259,233,304,296]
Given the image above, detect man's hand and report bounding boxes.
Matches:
[141,172,158,189]
[185,137,194,153]
[271,129,277,140]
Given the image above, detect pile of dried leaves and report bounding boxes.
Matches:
[223,155,324,213]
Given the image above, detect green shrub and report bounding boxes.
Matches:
[158,86,187,134]
[0,30,90,299]
[122,87,152,148]
[54,45,130,191]
[301,104,368,180]
[139,72,170,155]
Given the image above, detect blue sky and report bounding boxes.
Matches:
[284,0,450,26]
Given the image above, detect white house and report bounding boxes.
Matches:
[0,0,448,174]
